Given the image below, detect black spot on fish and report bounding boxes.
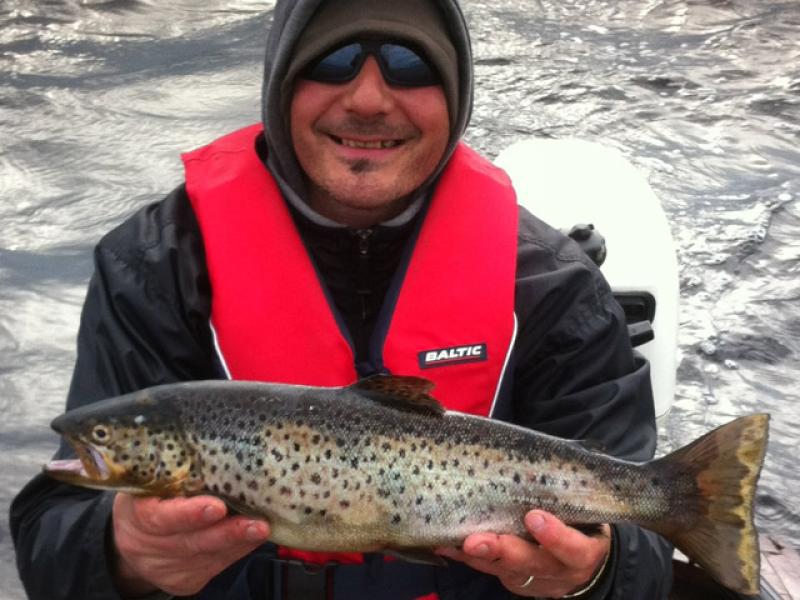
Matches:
[304,507,313,515]
[539,474,547,485]
[271,449,284,462]
[425,514,432,524]
[323,491,331,499]
[280,486,292,496]
[339,500,350,509]
[311,473,321,485]
[239,492,246,502]
[319,509,327,517]
[350,457,359,469]
[235,474,242,481]
[291,463,300,472]
[651,477,661,487]
[311,434,321,444]
[293,443,301,452]
[223,482,232,493]
[324,449,332,460]
[392,514,401,524]
[513,473,521,484]
[416,496,424,505]
[332,468,339,479]
[562,480,569,489]
[467,468,475,477]
[580,479,588,487]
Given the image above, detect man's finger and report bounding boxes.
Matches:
[437,533,562,578]
[170,517,270,556]
[524,511,609,569]
[130,495,228,535]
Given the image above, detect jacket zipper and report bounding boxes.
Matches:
[355,228,374,322]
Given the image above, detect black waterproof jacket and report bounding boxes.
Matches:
[11,181,674,600]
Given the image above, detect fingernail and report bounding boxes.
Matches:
[245,523,266,542]
[473,543,490,557]
[527,513,546,532]
[203,505,224,523]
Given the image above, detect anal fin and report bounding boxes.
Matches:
[383,547,448,566]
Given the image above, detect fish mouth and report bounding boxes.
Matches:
[44,439,115,487]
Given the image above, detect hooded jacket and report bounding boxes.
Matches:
[10,0,674,599]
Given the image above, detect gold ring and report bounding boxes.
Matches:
[520,574,535,588]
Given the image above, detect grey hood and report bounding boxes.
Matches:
[260,0,474,224]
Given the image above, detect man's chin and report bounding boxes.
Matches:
[314,184,414,226]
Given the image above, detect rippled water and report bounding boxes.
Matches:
[2,1,799,598]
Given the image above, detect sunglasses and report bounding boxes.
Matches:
[302,40,440,88]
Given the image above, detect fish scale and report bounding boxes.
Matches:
[46,375,769,595]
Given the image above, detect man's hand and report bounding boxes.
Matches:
[111,493,271,597]
[437,510,611,598]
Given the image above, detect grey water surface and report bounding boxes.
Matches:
[1,1,799,598]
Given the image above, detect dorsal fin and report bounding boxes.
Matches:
[349,375,445,417]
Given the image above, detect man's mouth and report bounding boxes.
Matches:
[330,135,404,150]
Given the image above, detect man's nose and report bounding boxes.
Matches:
[342,56,395,115]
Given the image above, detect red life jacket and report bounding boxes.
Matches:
[182,124,518,568]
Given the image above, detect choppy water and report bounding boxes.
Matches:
[1,1,798,598]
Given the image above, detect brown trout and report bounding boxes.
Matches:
[44,376,769,594]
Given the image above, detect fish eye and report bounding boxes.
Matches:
[91,425,110,445]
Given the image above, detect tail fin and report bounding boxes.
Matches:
[651,414,769,595]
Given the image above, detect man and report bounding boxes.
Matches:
[10,0,674,598]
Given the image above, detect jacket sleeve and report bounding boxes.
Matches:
[509,207,674,600]
[9,186,219,600]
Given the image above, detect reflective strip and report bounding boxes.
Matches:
[489,312,518,418]
[209,322,232,380]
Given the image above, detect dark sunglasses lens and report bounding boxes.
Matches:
[306,43,363,82]
[380,44,439,86]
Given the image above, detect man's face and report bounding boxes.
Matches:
[290,55,450,227]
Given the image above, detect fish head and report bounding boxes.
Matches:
[44,389,197,496]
